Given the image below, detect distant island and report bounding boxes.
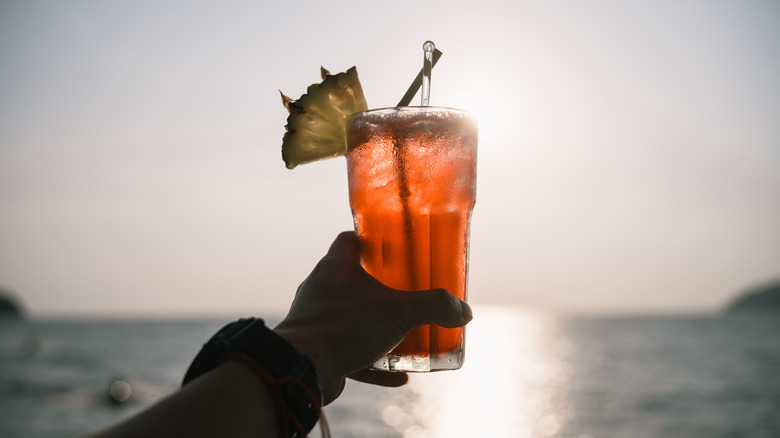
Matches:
[723,280,780,315]
[0,288,24,319]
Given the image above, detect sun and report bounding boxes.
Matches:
[454,91,503,142]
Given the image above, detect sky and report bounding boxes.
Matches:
[1,0,779,318]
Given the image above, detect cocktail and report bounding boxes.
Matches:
[345,107,477,371]
[280,42,477,372]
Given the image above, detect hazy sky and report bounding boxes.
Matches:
[1,0,779,317]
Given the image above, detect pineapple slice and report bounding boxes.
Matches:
[281,67,368,169]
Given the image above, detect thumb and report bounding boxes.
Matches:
[393,288,473,331]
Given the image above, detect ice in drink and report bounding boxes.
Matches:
[346,106,477,372]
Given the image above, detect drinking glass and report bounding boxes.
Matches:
[346,106,478,372]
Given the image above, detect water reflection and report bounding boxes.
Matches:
[396,306,573,437]
[3,314,776,437]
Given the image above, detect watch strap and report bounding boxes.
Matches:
[182,318,322,436]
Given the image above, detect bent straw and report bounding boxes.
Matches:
[392,43,442,304]
[397,48,443,107]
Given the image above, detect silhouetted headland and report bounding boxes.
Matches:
[723,280,780,316]
[0,288,24,319]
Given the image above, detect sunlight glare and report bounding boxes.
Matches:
[455,91,504,142]
[402,306,573,437]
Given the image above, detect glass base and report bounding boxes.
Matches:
[372,349,463,372]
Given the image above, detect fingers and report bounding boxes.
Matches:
[325,231,360,262]
[349,369,409,387]
[306,231,360,283]
[322,377,346,406]
[394,288,473,330]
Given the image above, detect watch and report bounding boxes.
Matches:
[182,317,322,435]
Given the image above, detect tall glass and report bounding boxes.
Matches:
[345,106,478,372]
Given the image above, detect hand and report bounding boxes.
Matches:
[274,231,473,404]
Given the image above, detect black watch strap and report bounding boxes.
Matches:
[183,317,322,435]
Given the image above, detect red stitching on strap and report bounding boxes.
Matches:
[219,352,324,437]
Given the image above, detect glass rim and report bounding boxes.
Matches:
[347,105,474,121]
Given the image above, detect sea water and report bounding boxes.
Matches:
[1,307,778,438]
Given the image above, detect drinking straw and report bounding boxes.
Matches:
[397,48,442,107]
[421,41,435,106]
[393,42,442,302]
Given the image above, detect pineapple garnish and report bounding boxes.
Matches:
[281,67,368,169]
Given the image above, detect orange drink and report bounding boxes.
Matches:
[346,106,477,372]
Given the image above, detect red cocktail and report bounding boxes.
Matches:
[346,106,477,372]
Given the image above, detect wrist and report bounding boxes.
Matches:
[183,318,322,436]
[273,324,333,385]
[273,322,346,404]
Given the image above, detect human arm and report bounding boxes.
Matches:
[89,231,472,437]
[90,359,282,438]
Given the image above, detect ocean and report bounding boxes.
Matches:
[1,306,778,438]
